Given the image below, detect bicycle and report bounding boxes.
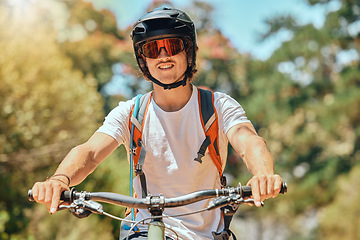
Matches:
[28,182,287,240]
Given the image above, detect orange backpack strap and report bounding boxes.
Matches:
[195,88,225,185]
[129,92,152,198]
[130,92,152,166]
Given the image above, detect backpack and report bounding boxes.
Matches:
[129,87,225,199]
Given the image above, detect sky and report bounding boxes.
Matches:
[87,0,341,60]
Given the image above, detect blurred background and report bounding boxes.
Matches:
[0,0,359,239]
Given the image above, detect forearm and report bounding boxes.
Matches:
[32,133,118,213]
[52,132,119,186]
[227,123,274,176]
[240,135,274,176]
[54,144,100,186]
[227,124,282,206]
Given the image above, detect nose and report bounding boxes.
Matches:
[158,47,170,60]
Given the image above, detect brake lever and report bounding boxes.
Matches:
[242,198,264,207]
[57,199,104,218]
[81,200,104,214]
[208,194,250,211]
[57,203,76,211]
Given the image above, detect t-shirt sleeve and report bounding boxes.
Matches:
[214,92,252,135]
[96,97,135,146]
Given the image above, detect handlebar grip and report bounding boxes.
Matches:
[242,185,252,198]
[27,189,73,202]
[28,190,35,202]
[241,182,287,197]
[61,190,72,201]
[280,182,287,194]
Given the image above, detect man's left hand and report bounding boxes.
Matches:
[247,174,283,207]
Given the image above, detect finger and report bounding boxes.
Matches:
[267,176,275,197]
[274,175,283,196]
[45,185,53,203]
[246,178,252,187]
[50,185,61,214]
[38,184,46,203]
[32,183,40,202]
[250,178,261,207]
[45,185,53,212]
[259,175,267,200]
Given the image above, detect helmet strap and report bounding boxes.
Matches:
[148,74,188,90]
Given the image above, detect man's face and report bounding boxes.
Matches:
[143,38,188,84]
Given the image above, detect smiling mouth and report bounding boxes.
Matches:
[158,63,174,70]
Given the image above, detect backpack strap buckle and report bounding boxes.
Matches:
[220,175,227,187]
[194,153,204,163]
[212,229,236,240]
[194,136,211,163]
[135,164,143,175]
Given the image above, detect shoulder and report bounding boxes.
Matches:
[213,91,242,110]
[105,96,137,120]
[212,91,251,134]
[195,87,245,113]
[96,95,145,145]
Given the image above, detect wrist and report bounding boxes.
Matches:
[47,173,70,186]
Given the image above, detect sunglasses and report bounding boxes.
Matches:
[141,38,185,59]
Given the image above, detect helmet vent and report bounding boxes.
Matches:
[134,26,145,33]
[169,20,184,28]
[170,13,180,18]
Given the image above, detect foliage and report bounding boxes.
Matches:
[0,1,105,239]
[54,0,139,112]
[235,0,360,238]
[318,165,360,240]
[1,0,360,239]
[58,0,131,90]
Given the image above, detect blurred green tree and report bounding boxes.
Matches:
[55,0,139,113]
[318,165,360,240]
[1,0,359,239]
[233,0,360,238]
[0,1,109,239]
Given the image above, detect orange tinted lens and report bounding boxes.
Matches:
[142,41,159,58]
[142,38,184,58]
[163,38,183,56]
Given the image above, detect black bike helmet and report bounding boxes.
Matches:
[131,7,197,90]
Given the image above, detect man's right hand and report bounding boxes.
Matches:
[31,178,70,214]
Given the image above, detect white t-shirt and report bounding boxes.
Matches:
[97,85,251,239]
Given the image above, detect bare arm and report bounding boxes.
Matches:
[32,132,119,213]
[227,122,282,206]
[55,132,119,186]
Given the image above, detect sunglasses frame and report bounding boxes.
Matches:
[140,38,186,59]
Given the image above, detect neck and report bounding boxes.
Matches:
[152,83,193,112]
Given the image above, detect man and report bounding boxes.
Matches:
[31,7,283,240]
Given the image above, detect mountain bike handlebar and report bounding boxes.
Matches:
[28,182,287,240]
[28,182,287,209]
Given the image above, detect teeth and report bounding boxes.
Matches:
[159,64,172,69]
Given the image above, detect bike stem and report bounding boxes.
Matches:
[147,195,166,240]
[146,194,165,217]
